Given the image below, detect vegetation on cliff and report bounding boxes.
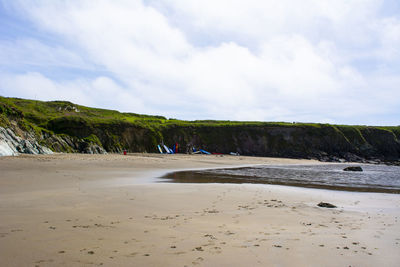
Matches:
[1,96,399,161]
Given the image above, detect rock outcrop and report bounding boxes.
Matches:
[343,166,363,172]
[317,202,337,208]
[0,126,53,156]
[0,125,107,156]
[0,97,399,162]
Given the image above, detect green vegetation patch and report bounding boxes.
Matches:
[1,96,399,156]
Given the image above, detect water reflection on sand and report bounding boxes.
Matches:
[162,164,400,194]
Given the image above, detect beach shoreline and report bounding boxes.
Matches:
[161,163,400,194]
[0,153,399,266]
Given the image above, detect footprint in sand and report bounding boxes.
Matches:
[192,257,204,265]
[224,231,235,236]
[204,234,217,240]
[126,252,138,257]
[0,233,9,238]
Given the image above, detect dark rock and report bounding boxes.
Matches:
[343,152,363,162]
[317,202,337,208]
[343,166,363,172]
[82,143,107,154]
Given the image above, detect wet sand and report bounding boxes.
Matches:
[162,165,400,193]
[0,153,399,266]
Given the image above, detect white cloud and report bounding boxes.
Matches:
[1,0,399,125]
[0,72,144,112]
[155,0,380,44]
[377,18,400,60]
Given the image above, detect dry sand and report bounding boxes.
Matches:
[0,153,399,267]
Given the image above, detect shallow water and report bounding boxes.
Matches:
[162,164,400,194]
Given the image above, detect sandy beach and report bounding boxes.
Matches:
[0,153,399,267]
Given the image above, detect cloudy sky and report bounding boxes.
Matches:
[0,0,399,125]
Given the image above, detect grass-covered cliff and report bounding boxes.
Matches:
[1,96,399,162]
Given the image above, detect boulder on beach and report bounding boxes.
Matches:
[317,202,337,208]
[343,166,363,172]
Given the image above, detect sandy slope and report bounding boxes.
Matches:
[0,153,399,267]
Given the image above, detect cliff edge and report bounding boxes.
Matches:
[1,96,399,163]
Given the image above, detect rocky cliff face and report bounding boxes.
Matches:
[0,97,399,163]
[2,118,399,163]
[0,126,53,156]
[160,125,400,162]
[0,123,106,156]
[47,120,399,163]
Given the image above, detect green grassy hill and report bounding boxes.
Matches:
[1,96,399,162]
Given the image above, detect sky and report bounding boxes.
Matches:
[0,0,399,125]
